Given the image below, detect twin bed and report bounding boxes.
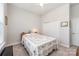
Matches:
[21,33,57,56]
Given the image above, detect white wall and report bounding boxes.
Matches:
[7,5,41,45]
[42,21,60,39]
[70,4,79,46]
[41,4,70,47]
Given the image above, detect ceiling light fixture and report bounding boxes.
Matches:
[39,3,44,7]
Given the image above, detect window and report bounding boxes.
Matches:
[0,18,4,44]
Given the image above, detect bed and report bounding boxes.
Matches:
[21,33,57,56]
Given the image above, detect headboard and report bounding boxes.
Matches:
[20,32,27,41]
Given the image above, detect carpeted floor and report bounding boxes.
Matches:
[0,44,77,56]
[13,44,28,56]
[13,44,77,56]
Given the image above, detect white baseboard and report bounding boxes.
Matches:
[6,42,21,47]
[60,43,70,48]
[72,42,79,47]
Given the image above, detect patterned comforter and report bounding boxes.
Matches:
[22,33,57,56]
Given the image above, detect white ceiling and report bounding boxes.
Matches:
[9,3,65,15]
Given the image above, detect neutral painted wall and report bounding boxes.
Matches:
[70,4,79,46]
[41,4,70,47]
[7,5,41,45]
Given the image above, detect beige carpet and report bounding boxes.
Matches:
[49,45,77,56]
[13,44,77,56]
[13,44,29,56]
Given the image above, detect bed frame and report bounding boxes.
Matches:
[21,32,27,41]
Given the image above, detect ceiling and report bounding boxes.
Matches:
[9,3,65,15]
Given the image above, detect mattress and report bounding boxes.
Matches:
[22,33,57,56]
